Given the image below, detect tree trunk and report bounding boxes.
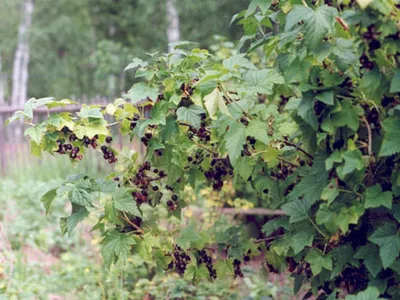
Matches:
[11,0,34,107]
[0,55,5,105]
[165,0,180,53]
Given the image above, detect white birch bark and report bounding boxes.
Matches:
[165,0,180,53]
[11,0,34,107]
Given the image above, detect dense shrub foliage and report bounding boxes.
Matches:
[9,0,400,298]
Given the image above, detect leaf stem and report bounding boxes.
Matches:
[279,140,314,160]
[308,217,328,239]
[121,212,144,235]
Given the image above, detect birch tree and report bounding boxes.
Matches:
[11,0,34,107]
[165,0,180,53]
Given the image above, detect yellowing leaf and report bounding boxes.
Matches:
[204,88,232,120]
[356,0,374,9]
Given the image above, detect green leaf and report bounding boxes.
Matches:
[285,5,337,51]
[176,223,201,250]
[364,184,392,209]
[124,57,148,72]
[69,180,92,207]
[223,122,246,165]
[215,259,234,278]
[390,69,400,93]
[281,199,311,223]
[369,223,400,268]
[204,87,232,120]
[291,228,314,254]
[233,156,255,180]
[101,231,136,269]
[380,115,400,157]
[176,105,205,129]
[60,204,89,236]
[298,92,318,131]
[78,106,103,119]
[331,100,364,131]
[242,69,284,95]
[223,54,256,71]
[321,179,339,206]
[354,244,383,277]
[336,150,365,179]
[246,119,269,144]
[289,154,328,204]
[346,287,383,300]
[113,188,141,217]
[359,69,383,101]
[41,188,58,215]
[125,82,159,103]
[305,249,332,275]
[262,217,290,236]
[315,90,334,105]
[24,125,45,145]
[245,0,272,17]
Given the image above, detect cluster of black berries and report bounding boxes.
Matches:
[166,192,178,211]
[359,53,374,70]
[362,24,381,52]
[233,259,244,278]
[100,138,117,164]
[286,257,299,273]
[271,162,295,181]
[130,161,154,205]
[169,246,190,275]
[314,101,326,120]
[186,121,210,143]
[129,116,139,130]
[56,139,83,161]
[339,77,353,89]
[198,249,217,280]
[204,157,233,191]
[339,266,369,294]
[140,132,153,147]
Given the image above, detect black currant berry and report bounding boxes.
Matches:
[152,185,158,191]
[145,133,152,139]
[171,194,178,201]
[101,145,108,153]
[167,200,173,206]
[105,136,113,143]
[187,156,193,162]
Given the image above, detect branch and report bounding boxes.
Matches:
[120,212,144,235]
[254,235,284,244]
[279,140,314,160]
[187,206,285,216]
[361,117,373,158]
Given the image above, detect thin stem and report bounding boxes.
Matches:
[301,0,309,7]
[106,121,120,128]
[121,212,144,235]
[308,217,328,239]
[361,117,373,158]
[279,140,314,160]
[279,157,299,168]
[338,188,363,199]
[194,141,218,156]
[254,235,284,244]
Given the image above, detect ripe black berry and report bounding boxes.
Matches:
[141,137,148,143]
[167,200,173,206]
[187,156,193,162]
[73,147,80,153]
[153,169,159,173]
[105,136,113,143]
[145,133,152,139]
[101,145,108,153]
[244,255,250,262]
[69,134,77,142]
[369,39,381,51]
[263,189,268,194]
[152,185,158,191]
[83,137,90,145]
[171,194,178,201]
[159,171,165,177]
